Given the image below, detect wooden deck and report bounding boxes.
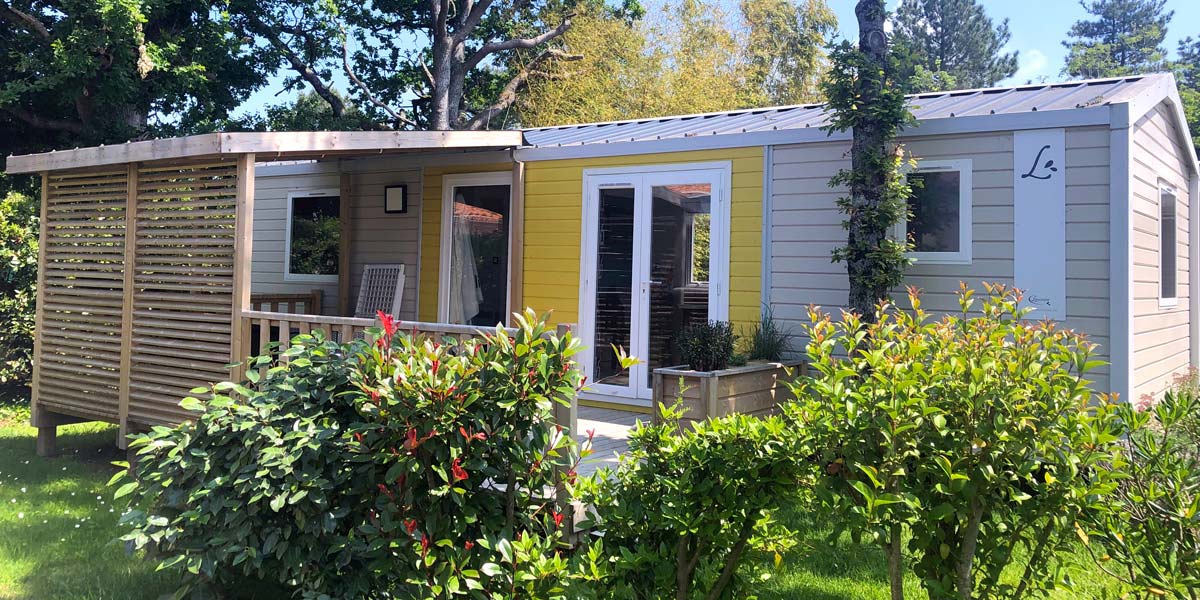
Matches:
[576,406,644,477]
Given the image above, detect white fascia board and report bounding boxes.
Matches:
[513,107,1112,162]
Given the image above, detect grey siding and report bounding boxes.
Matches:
[1131,101,1193,400]
[250,159,423,320]
[768,127,1112,393]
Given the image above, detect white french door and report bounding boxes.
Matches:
[577,163,731,405]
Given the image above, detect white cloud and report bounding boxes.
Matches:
[1011,48,1050,84]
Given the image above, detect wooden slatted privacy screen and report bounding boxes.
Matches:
[126,161,239,426]
[32,159,247,443]
[37,168,130,422]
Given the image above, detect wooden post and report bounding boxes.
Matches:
[29,172,50,454]
[230,154,256,382]
[554,323,578,437]
[509,160,525,325]
[36,427,57,458]
[116,163,139,448]
[338,172,353,316]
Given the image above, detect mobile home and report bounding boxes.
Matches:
[6,73,1196,447]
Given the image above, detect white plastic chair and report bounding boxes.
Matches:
[354,264,406,318]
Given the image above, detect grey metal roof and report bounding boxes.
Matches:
[522,74,1167,148]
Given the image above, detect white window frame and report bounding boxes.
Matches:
[437,172,514,324]
[895,158,973,265]
[284,189,341,283]
[1159,180,1179,308]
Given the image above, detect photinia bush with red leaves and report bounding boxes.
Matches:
[345,309,588,596]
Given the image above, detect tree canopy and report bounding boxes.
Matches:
[0,0,270,157]
[892,0,1018,92]
[516,0,836,128]
[1063,0,1173,78]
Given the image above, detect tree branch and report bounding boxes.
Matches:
[4,106,88,135]
[453,0,495,44]
[0,3,51,41]
[339,25,416,129]
[242,13,345,117]
[463,16,573,73]
[463,48,579,130]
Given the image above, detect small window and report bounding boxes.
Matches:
[897,159,973,264]
[286,191,340,282]
[1160,183,1178,305]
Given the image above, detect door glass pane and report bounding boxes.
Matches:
[648,183,711,385]
[448,184,510,326]
[593,187,635,387]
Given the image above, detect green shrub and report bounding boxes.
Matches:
[116,310,588,599]
[785,284,1127,600]
[744,307,792,362]
[578,400,806,599]
[678,320,735,372]
[0,192,37,403]
[115,332,367,597]
[1083,371,1200,597]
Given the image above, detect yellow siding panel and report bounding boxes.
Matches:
[521,147,764,331]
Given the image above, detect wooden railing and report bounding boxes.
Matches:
[238,309,532,361]
[249,289,323,315]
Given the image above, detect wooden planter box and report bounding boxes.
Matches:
[651,360,806,427]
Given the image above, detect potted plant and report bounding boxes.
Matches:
[651,310,804,427]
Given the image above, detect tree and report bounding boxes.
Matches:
[740,0,837,105]
[1175,37,1200,153]
[822,0,914,324]
[229,0,641,131]
[1063,0,1173,78]
[0,0,269,156]
[892,0,1018,91]
[516,0,836,127]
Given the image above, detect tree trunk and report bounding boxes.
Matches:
[848,0,891,321]
[887,524,905,600]
[956,497,984,600]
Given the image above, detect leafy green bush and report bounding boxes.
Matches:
[1083,371,1200,597]
[115,332,366,596]
[578,400,806,599]
[678,320,735,372]
[0,192,37,403]
[785,284,1127,600]
[116,310,588,599]
[744,307,792,362]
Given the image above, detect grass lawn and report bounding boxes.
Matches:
[0,403,1125,599]
[0,405,177,600]
[761,508,1124,599]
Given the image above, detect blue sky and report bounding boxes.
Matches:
[831,0,1200,87]
[235,0,1200,118]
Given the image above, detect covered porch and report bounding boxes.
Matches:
[5,131,625,453]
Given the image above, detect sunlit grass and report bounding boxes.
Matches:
[760,505,1125,599]
[0,410,178,600]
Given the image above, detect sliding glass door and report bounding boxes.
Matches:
[580,165,729,404]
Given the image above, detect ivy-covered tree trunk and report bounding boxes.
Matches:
[848,0,891,320]
[822,0,914,323]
